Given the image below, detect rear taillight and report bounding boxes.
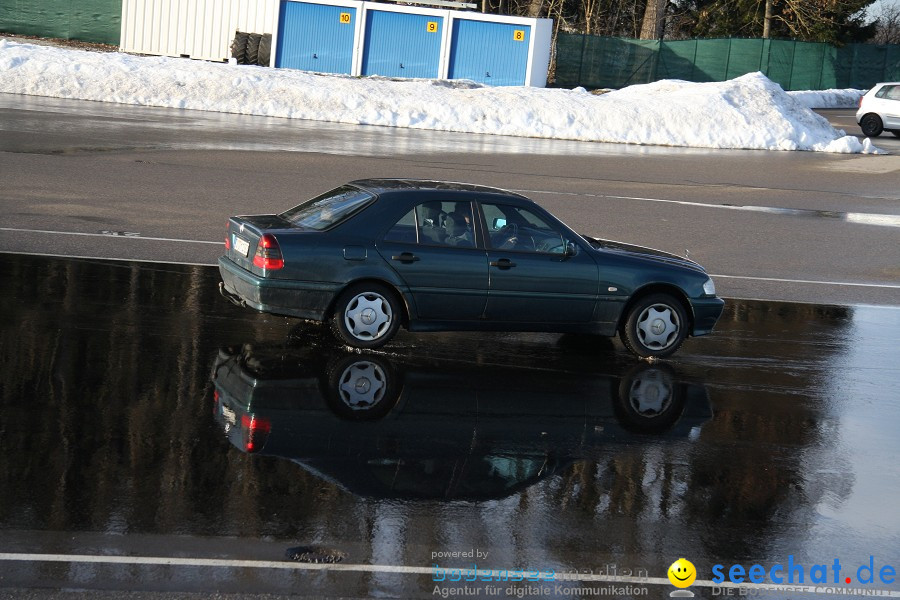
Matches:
[858,95,864,108]
[224,222,231,249]
[241,414,271,453]
[252,234,284,270]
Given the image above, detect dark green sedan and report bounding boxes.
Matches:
[218,179,724,358]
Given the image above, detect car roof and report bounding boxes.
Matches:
[349,178,528,199]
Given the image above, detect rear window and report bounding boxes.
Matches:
[280,185,375,230]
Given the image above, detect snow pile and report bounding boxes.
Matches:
[788,88,865,109]
[0,39,876,153]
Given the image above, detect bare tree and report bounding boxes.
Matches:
[870,3,900,43]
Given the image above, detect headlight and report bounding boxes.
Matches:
[702,278,716,296]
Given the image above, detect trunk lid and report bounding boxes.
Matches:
[225,215,292,272]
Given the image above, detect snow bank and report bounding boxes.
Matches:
[788,88,865,109]
[0,39,877,153]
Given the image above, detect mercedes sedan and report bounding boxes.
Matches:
[218,179,724,358]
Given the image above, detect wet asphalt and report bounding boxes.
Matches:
[1,253,899,598]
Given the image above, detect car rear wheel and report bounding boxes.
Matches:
[331,283,401,349]
[620,293,688,358]
[860,114,884,137]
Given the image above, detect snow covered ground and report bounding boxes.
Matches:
[0,39,878,154]
[788,88,866,109]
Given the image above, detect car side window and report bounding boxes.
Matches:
[383,208,417,244]
[875,85,899,99]
[481,203,566,254]
[383,202,477,248]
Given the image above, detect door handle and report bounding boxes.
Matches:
[391,252,420,263]
[490,258,516,269]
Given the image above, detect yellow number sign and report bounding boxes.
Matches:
[426,21,438,33]
[339,12,351,24]
[513,29,525,41]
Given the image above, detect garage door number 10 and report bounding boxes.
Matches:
[339,12,351,24]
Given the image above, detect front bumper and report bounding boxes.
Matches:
[218,256,336,321]
[691,297,725,336]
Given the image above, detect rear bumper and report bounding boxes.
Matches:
[691,297,725,336]
[218,256,336,321]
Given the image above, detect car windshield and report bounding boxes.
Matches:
[280,185,375,230]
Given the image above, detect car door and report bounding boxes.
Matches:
[377,200,489,320]
[479,202,599,323]
[880,85,900,128]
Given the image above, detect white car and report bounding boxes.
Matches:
[857,82,900,137]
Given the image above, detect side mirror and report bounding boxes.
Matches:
[565,242,577,257]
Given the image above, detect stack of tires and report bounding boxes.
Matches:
[231,32,273,67]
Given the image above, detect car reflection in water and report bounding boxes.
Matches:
[210,332,713,501]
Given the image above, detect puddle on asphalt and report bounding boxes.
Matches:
[1,253,898,597]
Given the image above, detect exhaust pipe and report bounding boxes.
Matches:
[218,281,247,308]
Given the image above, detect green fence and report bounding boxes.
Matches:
[0,0,122,45]
[555,35,900,90]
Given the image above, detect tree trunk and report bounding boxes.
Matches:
[639,0,667,39]
[763,0,773,38]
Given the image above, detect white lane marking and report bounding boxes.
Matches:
[845,213,900,227]
[0,250,216,267]
[514,188,900,226]
[1,553,899,597]
[711,274,900,290]
[0,226,221,245]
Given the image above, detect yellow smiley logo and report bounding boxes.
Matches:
[668,558,697,588]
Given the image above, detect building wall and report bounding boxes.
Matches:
[120,0,279,61]
[117,0,552,86]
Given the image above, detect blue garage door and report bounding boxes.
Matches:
[362,11,443,79]
[449,20,530,86]
[275,1,356,74]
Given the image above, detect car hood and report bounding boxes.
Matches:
[583,235,706,272]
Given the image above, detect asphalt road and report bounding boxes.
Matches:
[1,254,899,600]
[1,91,899,600]
[0,95,898,306]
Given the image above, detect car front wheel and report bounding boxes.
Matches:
[331,283,401,349]
[860,114,884,137]
[620,293,688,358]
